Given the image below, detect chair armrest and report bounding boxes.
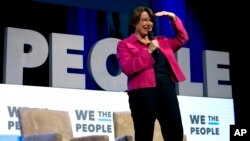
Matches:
[115,135,133,141]
[22,132,62,141]
[70,135,109,141]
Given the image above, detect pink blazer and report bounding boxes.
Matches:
[116,16,189,91]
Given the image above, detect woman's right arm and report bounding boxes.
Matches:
[116,41,154,76]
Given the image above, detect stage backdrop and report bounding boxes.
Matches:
[0,0,232,98]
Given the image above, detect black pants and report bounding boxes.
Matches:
[128,73,183,141]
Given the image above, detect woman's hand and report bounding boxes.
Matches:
[148,40,159,53]
[155,11,176,22]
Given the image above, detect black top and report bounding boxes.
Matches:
[151,49,171,75]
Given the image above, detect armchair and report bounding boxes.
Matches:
[113,111,187,141]
[18,107,109,141]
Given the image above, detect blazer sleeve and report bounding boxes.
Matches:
[167,16,189,52]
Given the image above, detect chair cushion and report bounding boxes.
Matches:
[22,132,62,141]
[70,135,109,141]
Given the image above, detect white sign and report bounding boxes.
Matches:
[3,27,231,98]
[0,84,234,141]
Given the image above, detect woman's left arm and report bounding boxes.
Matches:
[155,11,189,52]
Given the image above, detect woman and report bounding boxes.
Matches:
[116,6,189,141]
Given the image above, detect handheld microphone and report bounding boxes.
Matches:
[148,31,159,52]
[148,31,154,41]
